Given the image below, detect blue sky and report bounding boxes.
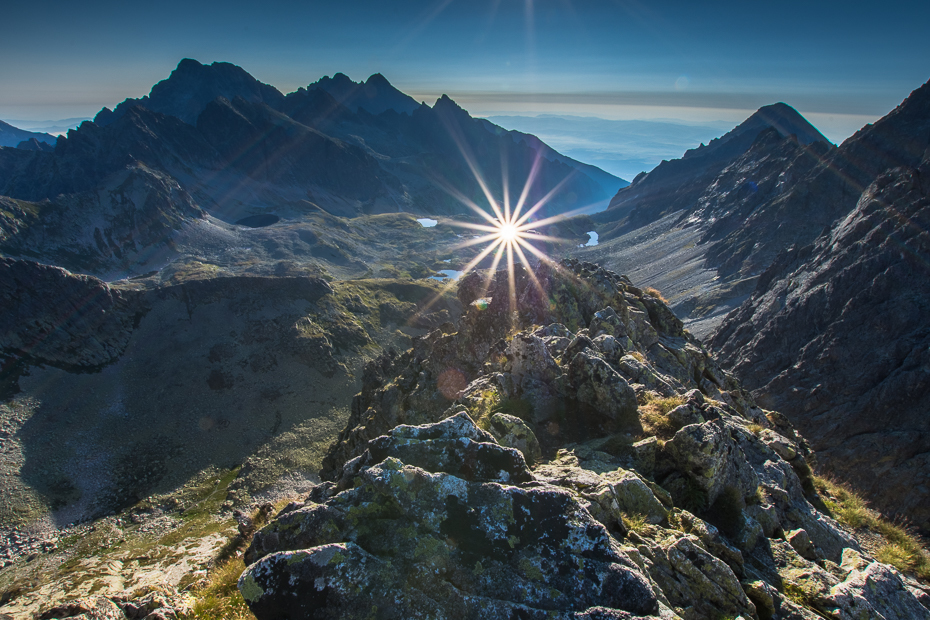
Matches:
[2,0,928,143]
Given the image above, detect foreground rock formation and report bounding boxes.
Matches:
[239,260,930,619]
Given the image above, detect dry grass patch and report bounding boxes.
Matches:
[638,393,686,439]
[185,558,255,620]
[813,476,930,581]
[184,497,294,619]
[643,286,667,303]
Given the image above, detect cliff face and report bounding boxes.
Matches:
[709,149,930,533]
[708,81,930,533]
[239,261,930,619]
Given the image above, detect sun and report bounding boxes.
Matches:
[412,130,605,325]
[497,221,520,244]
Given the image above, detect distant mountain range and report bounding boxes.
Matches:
[0,59,623,275]
[0,119,56,149]
[485,114,733,183]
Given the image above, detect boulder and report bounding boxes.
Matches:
[487,412,542,466]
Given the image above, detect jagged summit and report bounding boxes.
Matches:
[682,102,830,164]
[94,58,285,126]
[308,71,420,115]
[708,78,930,533]
[596,102,833,232]
[240,260,930,619]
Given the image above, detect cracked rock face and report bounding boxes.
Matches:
[242,260,930,620]
[242,415,661,620]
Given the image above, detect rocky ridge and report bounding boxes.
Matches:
[0,120,56,150]
[238,260,930,619]
[307,72,422,116]
[709,131,930,532]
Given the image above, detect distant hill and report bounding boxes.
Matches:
[0,119,56,149]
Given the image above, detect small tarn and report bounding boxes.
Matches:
[236,214,280,228]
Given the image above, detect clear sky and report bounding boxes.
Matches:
[2,0,928,143]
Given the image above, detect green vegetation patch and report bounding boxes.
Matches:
[185,558,256,620]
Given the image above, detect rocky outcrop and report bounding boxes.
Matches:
[709,143,930,532]
[320,259,729,478]
[241,261,928,619]
[0,164,206,275]
[0,258,143,370]
[34,586,191,620]
[244,413,663,619]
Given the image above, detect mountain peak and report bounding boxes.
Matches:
[745,102,830,146]
[308,72,419,115]
[433,94,461,110]
[174,57,204,72]
[365,73,390,86]
[95,58,284,126]
[679,102,828,164]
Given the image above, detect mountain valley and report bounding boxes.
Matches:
[1,59,929,619]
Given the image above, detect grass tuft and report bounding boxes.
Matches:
[813,475,930,580]
[185,558,255,620]
[638,393,686,439]
[643,286,667,303]
[622,513,649,533]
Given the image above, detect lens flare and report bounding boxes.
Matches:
[412,113,611,326]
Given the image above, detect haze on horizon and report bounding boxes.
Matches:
[2,0,928,146]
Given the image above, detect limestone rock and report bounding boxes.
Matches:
[826,561,930,620]
[568,350,639,431]
[660,419,759,511]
